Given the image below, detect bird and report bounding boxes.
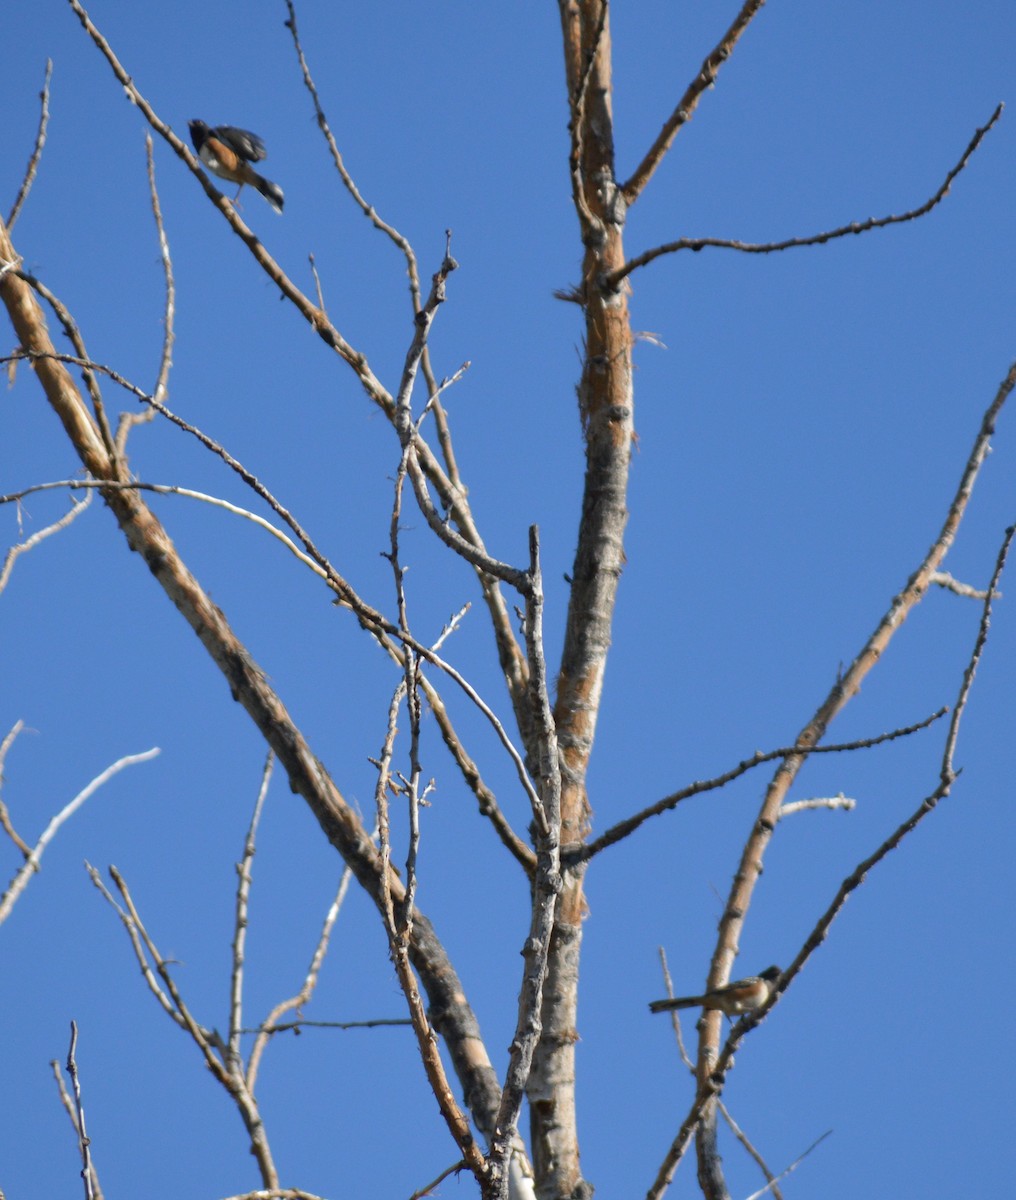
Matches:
[188,121,284,213]
[649,966,781,1016]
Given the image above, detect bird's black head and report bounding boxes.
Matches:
[188,120,209,151]
[759,966,781,982]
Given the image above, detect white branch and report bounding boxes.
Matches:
[0,747,160,926]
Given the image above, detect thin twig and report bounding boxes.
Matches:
[374,677,488,1185]
[655,947,694,1068]
[247,859,362,1090]
[1,478,330,581]
[50,1059,105,1200]
[930,569,997,601]
[66,1022,95,1200]
[580,708,946,860]
[308,253,327,313]
[412,615,531,878]
[0,490,93,595]
[611,105,1003,286]
[743,1131,833,1200]
[720,1103,786,1200]
[416,361,472,426]
[106,865,226,1062]
[620,0,767,205]
[86,862,183,1025]
[375,682,404,940]
[408,1159,467,1200]
[241,1017,412,1034]
[0,747,159,927]
[147,134,175,408]
[421,676,536,873]
[394,242,528,591]
[117,136,175,449]
[281,0,463,489]
[388,451,424,935]
[283,0,420,291]
[430,602,470,652]
[7,59,52,230]
[8,278,117,460]
[0,720,31,857]
[230,753,275,1062]
[2,350,148,405]
[778,795,856,819]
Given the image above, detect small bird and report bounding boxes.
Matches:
[188,120,284,213]
[649,966,781,1016]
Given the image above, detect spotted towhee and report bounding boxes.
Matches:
[188,121,284,213]
[649,966,781,1015]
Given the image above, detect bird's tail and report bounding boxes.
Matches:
[252,172,285,214]
[648,995,703,1013]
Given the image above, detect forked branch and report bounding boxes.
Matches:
[0,211,512,1182]
[647,367,1015,1197]
[66,0,532,727]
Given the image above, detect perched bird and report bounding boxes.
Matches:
[649,966,781,1016]
[188,120,284,213]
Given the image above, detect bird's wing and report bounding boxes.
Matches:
[213,126,267,163]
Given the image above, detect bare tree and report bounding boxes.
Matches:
[2,4,1012,1200]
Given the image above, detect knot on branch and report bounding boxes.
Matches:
[537,869,564,895]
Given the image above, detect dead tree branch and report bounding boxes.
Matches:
[6,58,52,230]
[488,529,563,1198]
[2,211,512,1175]
[0,747,159,928]
[65,1022,98,1200]
[0,720,31,857]
[116,135,174,449]
[50,1056,105,1200]
[580,708,946,859]
[0,489,93,595]
[247,864,361,1091]
[621,0,768,205]
[89,860,282,1188]
[67,0,532,731]
[648,514,1014,1197]
[374,675,488,1187]
[610,105,1002,287]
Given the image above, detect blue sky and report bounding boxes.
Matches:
[2,2,1014,1198]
